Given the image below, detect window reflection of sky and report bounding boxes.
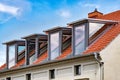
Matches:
[89,23,104,37]
[75,25,85,55]
[50,32,59,60]
[75,25,85,46]
[8,45,15,68]
[18,46,25,53]
[30,54,36,64]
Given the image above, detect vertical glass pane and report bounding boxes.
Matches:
[50,32,59,60]
[75,24,85,55]
[8,45,15,68]
[89,23,104,37]
[29,54,36,64]
[18,46,25,53]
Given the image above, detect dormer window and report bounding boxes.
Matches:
[74,24,85,55]
[3,40,25,69]
[8,45,15,68]
[44,27,72,60]
[22,34,48,65]
[50,32,60,60]
[89,22,108,44]
[68,18,117,55]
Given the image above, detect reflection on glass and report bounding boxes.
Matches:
[29,54,36,64]
[18,46,25,53]
[89,23,104,37]
[75,25,85,55]
[8,45,15,68]
[50,32,59,60]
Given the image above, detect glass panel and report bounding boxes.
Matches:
[8,45,15,68]
[18,46,25,53]
[75,24,85,55]
[29,54,36,64]
[89,23,104,37]
[50,32,60,60]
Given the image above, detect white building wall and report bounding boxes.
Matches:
[0,57,100,80]
[100,34,120,80]
[12,75,25,80]
[32,71,48,80]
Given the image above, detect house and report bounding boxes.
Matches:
[0,9,120,80]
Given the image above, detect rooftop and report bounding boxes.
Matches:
[0,9,120,73]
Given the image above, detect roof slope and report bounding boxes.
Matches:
[84,10,120,54]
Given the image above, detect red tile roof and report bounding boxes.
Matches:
[57,45,72,59]
[11,58,25,68]
[84,10,120,54]
[0,63,6,70]
[0,10,120,70]
[33,51,48,64]
[97,10,120,21]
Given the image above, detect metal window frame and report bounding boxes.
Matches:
[25,40,30,65]
[3,40,25,69]
[48,31,62,60]
[24,34,47,65]
[6,44,21,69]
[72,22,89,56]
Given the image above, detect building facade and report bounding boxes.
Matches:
[0,9,120,80]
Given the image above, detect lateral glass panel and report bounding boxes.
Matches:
[75,24,85,55]
[89,23,106,44]
[8,45,15,68]
[29,54,36,64]
[89,23,104,37]
[50,32,60,60]
[18,46,25,53]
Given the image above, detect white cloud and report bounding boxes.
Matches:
[57,9,71,18]
[84,3,100,8]
[0,0,31,24]
[0,3,20,24]
[78,2,100,9]
[0,3,20,16]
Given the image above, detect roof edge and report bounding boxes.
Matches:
[0,52,99,74]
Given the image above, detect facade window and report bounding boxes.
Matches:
[74,65,81,75]
[8,45,15,68]
[6,77,11,80]
[49,69,55,79]
[26,74,31,80]
[74,24,85,55]
[50,32,60,60]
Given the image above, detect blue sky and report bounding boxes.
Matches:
[0,0,120,66]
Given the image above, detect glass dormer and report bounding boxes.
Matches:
[8,45,15,68]
[68,18,118,55]
[50,32,60,60]
[44,27,72,60]
[22,34,48,65]
[74,24,85,55]
[3,40,25,69]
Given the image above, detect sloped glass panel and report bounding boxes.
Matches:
[50,32,60,60]
[75,24,85,55]
[8,45,15,68]
[18,46,25,53]
[89,23,104,37]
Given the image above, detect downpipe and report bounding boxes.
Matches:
[94,52,104,80]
